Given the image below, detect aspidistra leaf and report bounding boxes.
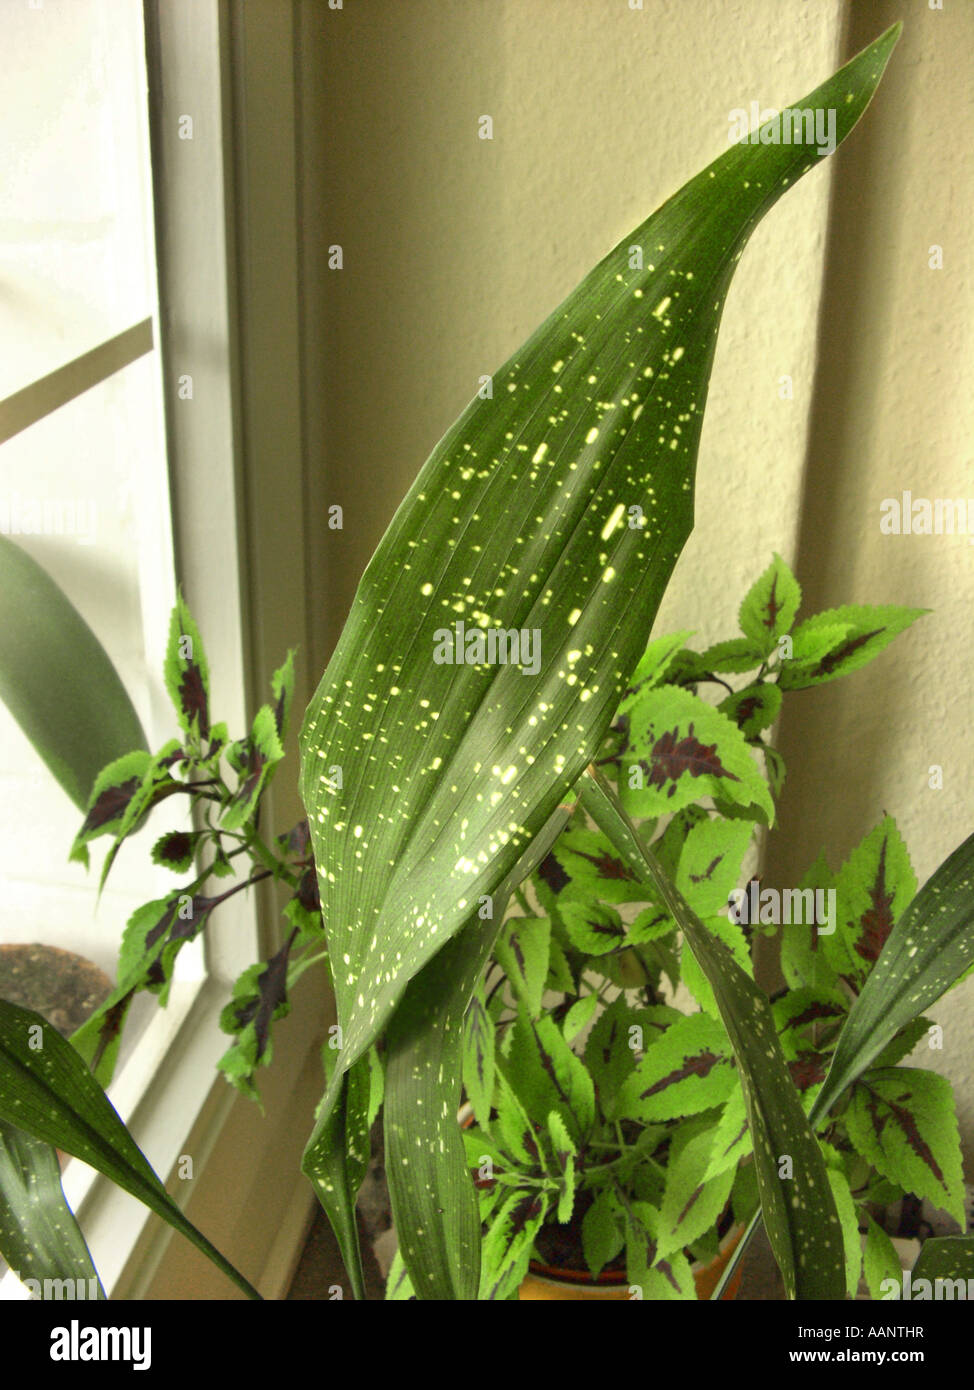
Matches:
[297,26,903,1298]
[0,1001,259,1299]
[0,536,147,812]
[0,1119,104,1300]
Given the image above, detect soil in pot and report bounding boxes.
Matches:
[520,1189,744,1301]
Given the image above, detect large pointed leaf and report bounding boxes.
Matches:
[812,827,974,1125]
[0,1119,104,1300]
[578,768,845,1299]
[0,535,147,809]
[298,25,902,1294]
[382,803,573,1300]
[0,1000,260,1299]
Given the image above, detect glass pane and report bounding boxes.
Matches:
[0,0,157,400]
[0,356,192,1075]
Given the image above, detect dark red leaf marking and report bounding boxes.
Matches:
[296,863,321,913]
[788,1051,827,1091]
[639,1050,723,1099]
[81,777,141,835]
[689,854,723,886]
[866,1088,943,1183]
[782,1001,846,1032]
[677,1183,704,1226]
[814,628,884,678]
[852,835,896,965]
[762,573,782,632]
[642,723,741,797]
[179,663,209,737]
[537,851,570,895]
[233,930,295,1060]
[155,830,194,866]
[575,848,638,882]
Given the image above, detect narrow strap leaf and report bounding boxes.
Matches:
[0,1000,260,1300]
[297,22,902,1296]
[0,1119,105,1300]
[577,768,845,1299]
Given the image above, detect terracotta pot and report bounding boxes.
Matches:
[518,1223,746,1301]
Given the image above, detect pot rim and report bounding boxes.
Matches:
[525,1220,746,1290]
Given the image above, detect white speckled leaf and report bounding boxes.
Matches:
[0,1119,104,1299]
[0,1000,259,1300]
[298,26,902,1298]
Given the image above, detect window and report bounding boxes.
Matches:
[0,0,262,1298]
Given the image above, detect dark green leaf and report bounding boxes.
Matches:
[0,1001,259,1299]
[0,1119,104,1301]
[0,536,147,811]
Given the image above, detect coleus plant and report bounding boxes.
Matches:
[387,557,962,1300]
[3,20,974,1304]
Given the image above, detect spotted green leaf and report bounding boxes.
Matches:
[0,1000,259,1299]
[297,24,902,1299]
[0,1119,104,1301]
[824,1164,862,1298]
[910,1236,974,1290]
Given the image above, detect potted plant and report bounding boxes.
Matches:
[5,21,974,1307]
[380,554,964,1299]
